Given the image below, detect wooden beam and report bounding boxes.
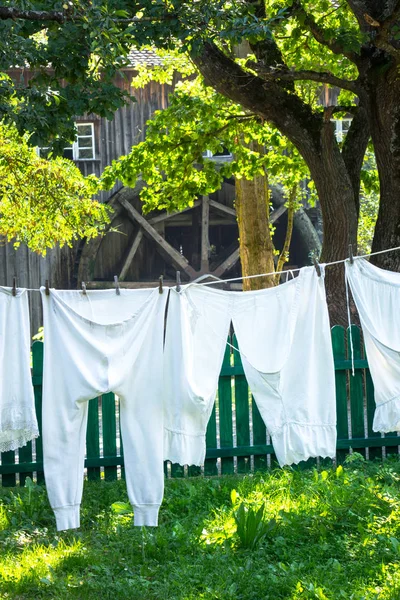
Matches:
[86,280,176,289]
[209,198,287,223]
[148,200,201,225]
[119,230,143,281]
[214,247,240,278]
[201,196,210,272]
[118,197,197,278]
[270,204,287,223]
[209,199,237,218]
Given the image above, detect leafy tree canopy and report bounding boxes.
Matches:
[0,124,110,253]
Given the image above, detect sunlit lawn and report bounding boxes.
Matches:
[1,455,400,599]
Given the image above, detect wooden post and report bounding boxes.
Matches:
[201,196,210,272]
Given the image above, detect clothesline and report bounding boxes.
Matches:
[196,244,400,287]
[12,243,400,292]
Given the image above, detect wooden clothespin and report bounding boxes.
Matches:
[349,243,354,264]
[158,275,163,294]
[45,280,50,296]
[312,256,321,277]
[12,277,17,297]
[81,282,87,295]
[176,271,181,292]
[114,275,120,295]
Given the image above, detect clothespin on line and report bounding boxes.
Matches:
[81,282,87,295]
[312,256,321,277]
[12,277,17,297]
[349,244,354,264]
[45,280,50,296]
[176,271,181,292]
[158,275,163,294]
[114,275,120,295]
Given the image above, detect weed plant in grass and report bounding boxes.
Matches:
[1,456,400,599]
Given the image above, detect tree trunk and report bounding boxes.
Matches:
[305,119,359,325]
[367,69,400,271]
[235,155,275,291]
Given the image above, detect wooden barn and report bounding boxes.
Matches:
[2,50,322,334]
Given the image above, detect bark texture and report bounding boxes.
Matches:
[365,67,400,270]
[235,149,276,291]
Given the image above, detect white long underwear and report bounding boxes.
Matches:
[0,287,38,453]
[164,266,336,468]
[345,258,400,432]
[231,266,336,466]
[40,287,167,531]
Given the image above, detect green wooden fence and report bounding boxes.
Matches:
[0,325,399,486]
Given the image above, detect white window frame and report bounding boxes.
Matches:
[202,148,233,159]
[74,122,95,160]
[332,118,353,142]
[36,122,95,160]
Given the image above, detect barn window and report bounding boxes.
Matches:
[36,122,95,160]
[74,123,95,159]
[202,148,232,159]
[332,118,352,142]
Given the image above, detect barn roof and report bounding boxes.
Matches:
[126,49,164,67]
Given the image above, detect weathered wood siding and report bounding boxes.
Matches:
[77,74,171,201]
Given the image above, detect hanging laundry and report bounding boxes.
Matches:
[163,285,232,466]
[164,267,336,469]
[40,287,167,531]
[231,266,336,466]
[0,287,38,453]
[345,258,400,433]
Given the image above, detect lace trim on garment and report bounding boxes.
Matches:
[0,403,39,452]
[0,428,39,453]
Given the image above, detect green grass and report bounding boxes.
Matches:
[2,456,400,599]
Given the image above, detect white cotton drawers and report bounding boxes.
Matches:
[163,267,337,469]
[0,287,38,453]
[346,258,400,433]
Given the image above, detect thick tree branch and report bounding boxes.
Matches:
[292,0,359,62]
[191,41,323,166]
[345,0,374,30]
[373,0,400,61]
[247,63,359,93]
[0,5,175,23]
[346,0,400,22]
[341,106,370,217]
[0,6,65,22]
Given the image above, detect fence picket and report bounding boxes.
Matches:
[32,341,44,483]
[102,393,118,481]
[252,399,268,471]
[86,398,101,481]
[233,334,250,474]
[0,451,16,487]
[204,404,218,476]
[332,326,348,464]
[348,326,366,458]
[219,345,234,475]
[18,441,33,487]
